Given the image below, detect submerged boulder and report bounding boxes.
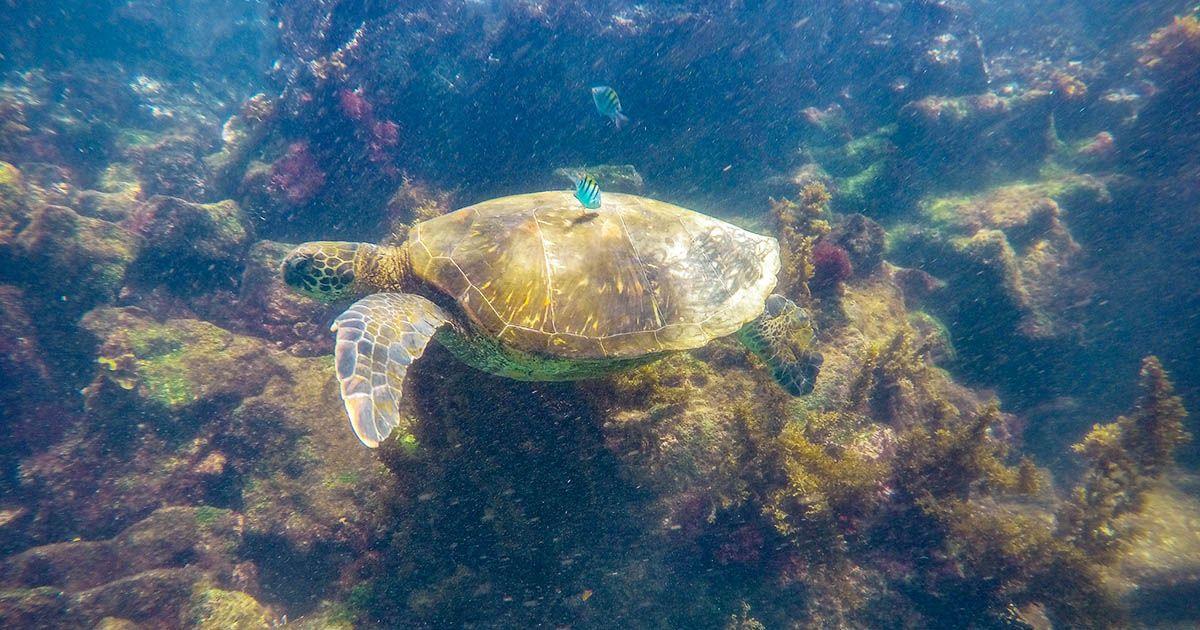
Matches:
[887,175,1108,406]
[20,308,396,580]
[225,240,338,355]
[0,506,265,627]
[8,204,140,312]
[896,91,1056,186]
[126,195,253,294]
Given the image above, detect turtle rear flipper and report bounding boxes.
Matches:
[738,294,823,396]
[332,293,452,448]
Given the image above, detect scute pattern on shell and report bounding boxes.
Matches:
[408,191,780,359]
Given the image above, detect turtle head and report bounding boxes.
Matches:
[281,241,372,301]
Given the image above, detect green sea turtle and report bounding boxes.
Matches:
[281,191,823,447]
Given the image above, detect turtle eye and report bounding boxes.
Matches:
[289,257,311,274]
[283,255,314,287]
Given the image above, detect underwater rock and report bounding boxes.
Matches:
[9,203,141,320]
[587,262,973,555]
[887,176,1106,403]
[225,240,338,355]
[805,127,909,217]
[126,195,253,294]
[204,94,277,196]
[585,347,786,542]
[1,506,255,627]
[124,132,214,200]
[71,568,202,626]
[20,307,396,607]
[1124,15,1200,176]
[0,587,75,628]
[896,91,1055,186]
[380,178,455,243]
[0,162,31,284]
[185,586,273,629]
[0,159,25,220]
[257,0,993,205]
[1109,473,1200,625]
[0,286,75,501]
[3,506,242,592]
[829,213,886,277]
[70,163,145,223]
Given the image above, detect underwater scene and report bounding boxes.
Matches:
[1,1,1199,628]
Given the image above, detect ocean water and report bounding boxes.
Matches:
[0,1,1197,628]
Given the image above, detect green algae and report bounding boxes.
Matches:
[122,325,212,410]
[186,587,271,630]
[193,506,225,527]
[0,161,21,193]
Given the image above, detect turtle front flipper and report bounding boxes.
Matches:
[332,293,452,447]
[738,294,824,396]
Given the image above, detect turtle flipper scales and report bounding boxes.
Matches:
[331,293,451,447]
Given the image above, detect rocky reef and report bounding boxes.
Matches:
[1,2,1198,628]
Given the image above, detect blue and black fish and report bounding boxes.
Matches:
[591,86,629,129]
[573,174,601,209]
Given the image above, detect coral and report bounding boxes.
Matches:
[769,182,832,298]
[338,88,373,122]
[1050,70,1088,101]
[126,195,253,294]
[1057,357,1190,559]
[1074,131,1116,166]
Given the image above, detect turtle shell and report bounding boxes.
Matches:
[407,191,780,359]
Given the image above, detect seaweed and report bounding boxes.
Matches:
[770,183,832,299]
[1057,356,1190,559]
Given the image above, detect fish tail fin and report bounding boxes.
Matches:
[614,112,629,130]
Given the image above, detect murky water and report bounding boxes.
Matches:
[1,2,1197,627]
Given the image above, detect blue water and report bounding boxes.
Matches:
[0,1,1197,628]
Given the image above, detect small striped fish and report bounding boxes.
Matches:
[590,86,629,129]
[573,174,602,209]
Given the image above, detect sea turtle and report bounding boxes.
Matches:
[281,191,823,447]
